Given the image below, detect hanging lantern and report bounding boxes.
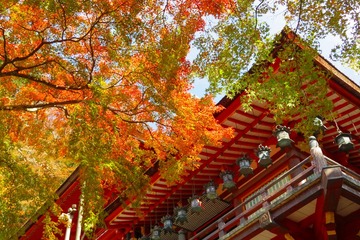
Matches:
[335,131,354,152]
[274,125,293,149]
[174,206,188,224]
[188,195,202,213]
[257,145,272,168]
[219,171,236,190]
[204,180,218,200]
[236,155,253,177]
[178,229,186,240]
[151,225,161,240]
[313,116,327,136]
[161,214,173,234]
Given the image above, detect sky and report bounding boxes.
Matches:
[188,9,360,101]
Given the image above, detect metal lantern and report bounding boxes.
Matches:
[257,145,272,168]
[205,180,218,200]
[236,155,253,177]
[335,131,354,152]
[274,125,293,148]
[178,229,186,240]
[151,225,161,240]
[314,116,327,135]
[220,171,236,190]
[174,206,188,224]
[161,214,173,234]
[188,195,202,213]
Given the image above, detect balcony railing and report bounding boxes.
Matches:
[190,155,360,240]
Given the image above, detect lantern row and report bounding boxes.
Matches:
[146,121,355,239]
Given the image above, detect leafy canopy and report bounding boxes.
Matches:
[0,0,233,238]
[193,0,359,135]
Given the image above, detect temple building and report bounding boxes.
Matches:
[20,30,360,240]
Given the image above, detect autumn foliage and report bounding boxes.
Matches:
[0,0,234,238]
[2,0,358,238]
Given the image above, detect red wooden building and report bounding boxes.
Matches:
[20,30,360,240]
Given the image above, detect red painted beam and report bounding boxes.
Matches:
[241,133,268,142]
[235,109,262,120]
[313,195,328,240]
[228,143,260,151]
[299,213,315,229]
[226,117,249,127]
[105,171,161,223]
[328,79,360,109]
[216,94,243,123]
[21,180,81,240]
[335,106,359,119]
[339,209,360,240]
[279,218,315,239]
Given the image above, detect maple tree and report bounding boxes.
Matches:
[0,0,234,238]
[194,0,359,136]
[1,0,359,238]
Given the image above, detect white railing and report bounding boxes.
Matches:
[190,155,360,240]
[190,156,318,240]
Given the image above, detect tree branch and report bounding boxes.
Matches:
[0,28,8,72]
[56,0,68,40]
[11,39,45,63]
[254,0,265,32]
[0,99,85,111]
[294,0,304,35]
[0,72,89,90]
[87,31,96,85]
[10,60,55,72]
